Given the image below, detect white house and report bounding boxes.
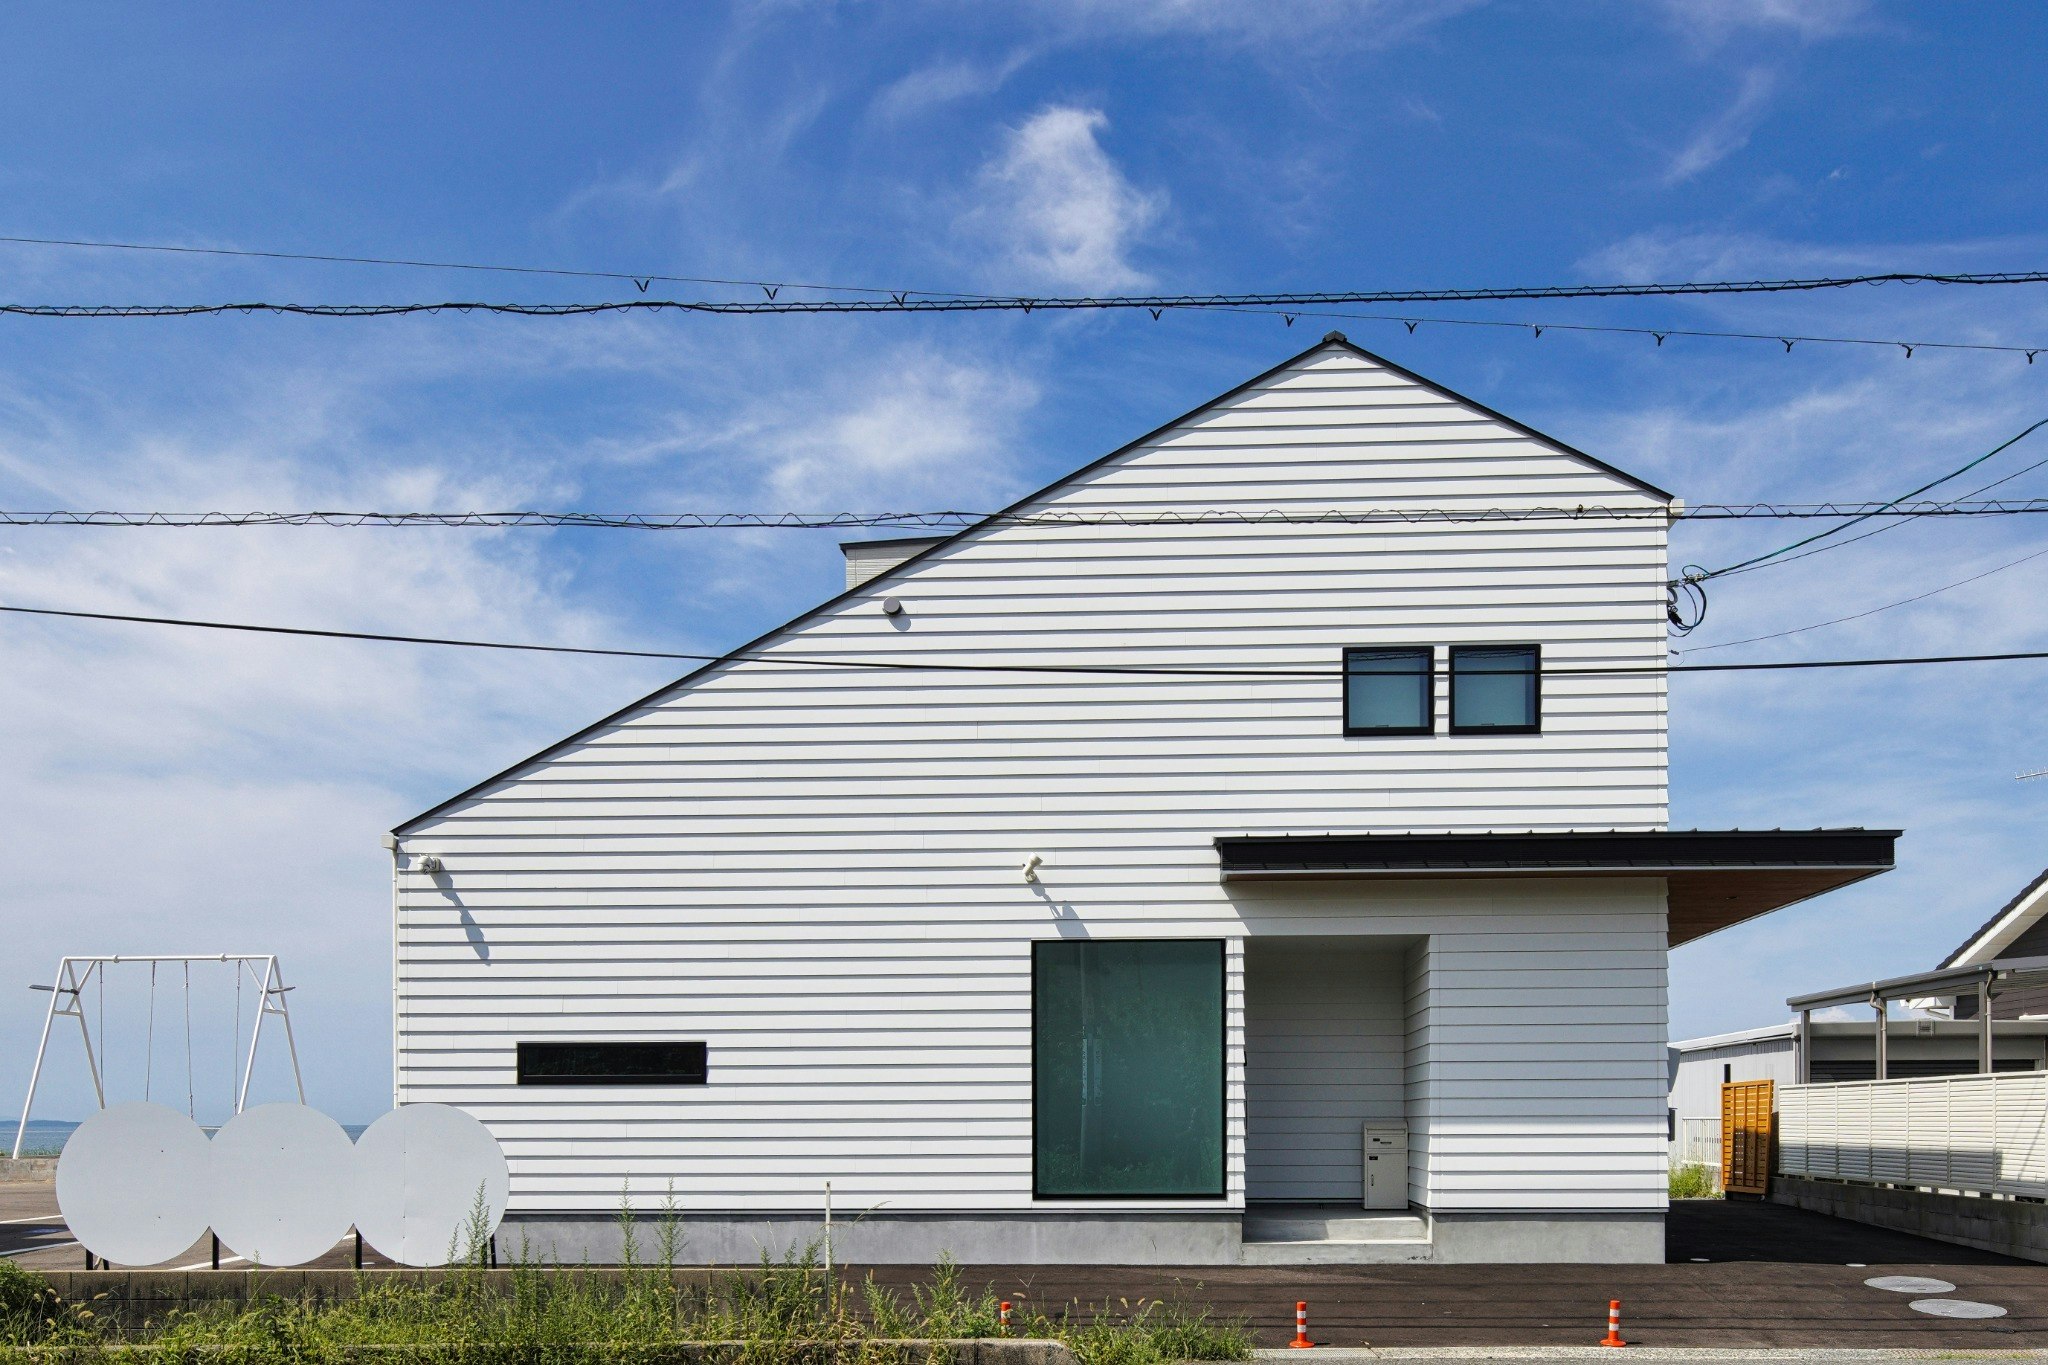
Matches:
[387,334,1895,1265]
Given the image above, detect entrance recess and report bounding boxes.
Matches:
[1244,937,1412,1204]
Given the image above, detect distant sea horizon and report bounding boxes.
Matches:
[5,1116,373,1157]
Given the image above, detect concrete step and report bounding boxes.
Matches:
[1240,1237,1434,1265]
[1243,1207,1430,1245]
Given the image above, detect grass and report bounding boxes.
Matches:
[1668,1161,1721,1200]
[0,1199,1251,1365]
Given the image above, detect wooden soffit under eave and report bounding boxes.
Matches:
[1664,866,1892,947]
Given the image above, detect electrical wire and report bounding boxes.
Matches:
[13,501,2048,529]
[7,270,2048,319]
[1700,446,2048,580]
[0,233,966,300]
[1236,307,2048,361]
[1678,542,2048,654]
[8,599,2048,678]
[1684,417,2048,584]
[8,234,2045,357]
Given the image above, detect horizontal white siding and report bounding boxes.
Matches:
[1244,939,1408,1201]
[395,346,1671,1215]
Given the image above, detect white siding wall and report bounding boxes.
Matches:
[1244,939,1408,1201]
[1405,940,1433,1207]
[393,345,1672,1215]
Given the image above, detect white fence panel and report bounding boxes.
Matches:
[1671,1117,1719,1168]
[1780,1073,2048,1199]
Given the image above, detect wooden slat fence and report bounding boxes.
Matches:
[1720,1079,1773,1195]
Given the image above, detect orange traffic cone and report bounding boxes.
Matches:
[1600,1299,1627,1348]
[1290,1300,1315,1348]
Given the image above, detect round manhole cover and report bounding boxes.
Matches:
[1865,1276,1957,1294]
[1910,1298,2007,1319]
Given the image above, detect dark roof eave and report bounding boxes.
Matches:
[1213,830,1899,950]
[1213,829,1901,874]
[1937,865,2048,968]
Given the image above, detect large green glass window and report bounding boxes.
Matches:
[1031,939,1225,1199]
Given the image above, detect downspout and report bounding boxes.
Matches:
[382,832,401,1108]
[1981,968,1996,1075]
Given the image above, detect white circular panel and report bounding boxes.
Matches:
[352,1104,509,1267]
[208,1103,356,1266]
[1865,1275,1957,1295]
[1910,1298,2007,1319]
[56,1102,211,1266]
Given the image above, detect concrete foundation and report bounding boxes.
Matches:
[1772,1173,2048,1264]
[504,1211,1245,1266]
[1429,1212,1664,1264]
[505,1209,1664,1266]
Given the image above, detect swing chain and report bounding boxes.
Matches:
[183,961,196,1120]
[143,962,156,1103]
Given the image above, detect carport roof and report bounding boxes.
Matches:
[1212,829,1899,947]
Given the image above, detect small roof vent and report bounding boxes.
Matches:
[840,535,947,590]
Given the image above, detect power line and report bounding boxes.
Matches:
[6,270,2048,320]
[1683,418,2048,584]
[12,501,2048,530]
[8,234,2046,358]
[1249,307,2048,361]
[1678,543,2048,654]
[0,233,967,300]
[1707,447,2048,580]
[8,599,2048,678]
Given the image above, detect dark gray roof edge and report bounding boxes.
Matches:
[394,335,1673,835]
[839,533,952,555]
[1215,829,1900,872]
[1938,865,2048,969]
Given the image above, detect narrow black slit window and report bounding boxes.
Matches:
[1343,647,1434,736]
[1449,645,1540,734]
[516,1040,708,1086]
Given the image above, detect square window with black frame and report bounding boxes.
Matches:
[1031,939,1225,1199]
[1342,646,1434,735]
[1449,644,1540,734]
[516,1040,708,1086]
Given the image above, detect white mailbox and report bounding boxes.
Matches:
[1362,1123,1408,1210]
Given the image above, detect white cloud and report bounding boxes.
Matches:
[766,351,1035,510]
[870,51,1034,124]
[1029,0,1485,50]
[966,105,1165,291]
[1659,0,1870,44]
[1663,66,1778,184]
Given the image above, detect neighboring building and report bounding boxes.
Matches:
[388,335,1895,1265]
[1937,867,2048,1018]
[1668,866,2048,1170]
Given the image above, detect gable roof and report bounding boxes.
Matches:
[393,333,1675,835]
[1939,866,2048,968]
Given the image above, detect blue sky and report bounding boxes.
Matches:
[4,0,2048,1123]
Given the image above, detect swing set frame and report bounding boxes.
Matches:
[11,954,306,1160]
